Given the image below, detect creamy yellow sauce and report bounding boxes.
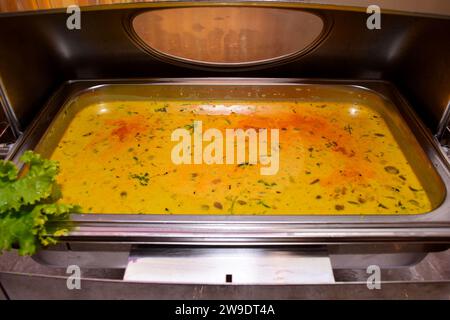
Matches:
[50,100,432,214]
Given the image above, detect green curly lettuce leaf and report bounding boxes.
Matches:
[0,151,80,256]
[0,151,59,212]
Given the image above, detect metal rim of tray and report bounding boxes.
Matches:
[8,78,450,244]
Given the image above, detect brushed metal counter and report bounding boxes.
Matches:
[1,273,450,299]
[2,248,450,299]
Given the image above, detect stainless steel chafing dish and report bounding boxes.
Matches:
[1,1,450,284]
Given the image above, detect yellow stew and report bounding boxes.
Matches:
[50,100,432,214]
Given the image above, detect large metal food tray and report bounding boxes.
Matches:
[8,78,450,244]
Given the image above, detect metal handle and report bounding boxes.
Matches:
[0,121,8,138]
[434,101,450,160]
[0,122,12,159]
[436,102,450,143]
